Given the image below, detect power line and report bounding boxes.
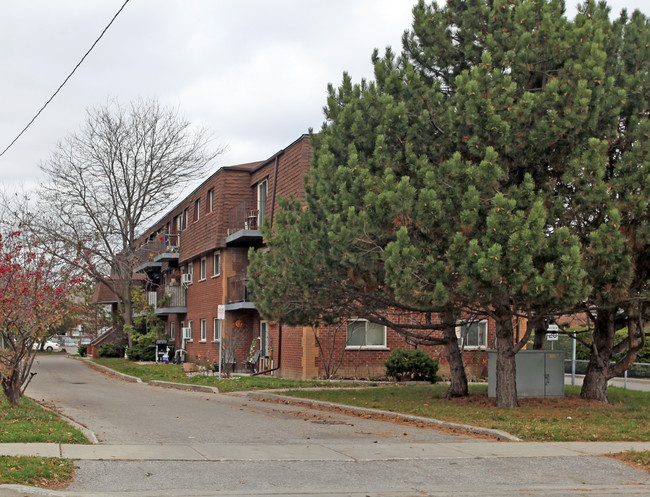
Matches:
[0,0,131,159]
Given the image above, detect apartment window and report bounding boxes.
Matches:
[208,189,214,212]
[187,261,194,281]
[184,321,193,340]
[456,320,488,348]
[213,318,222,342]
[200,257,207,281]
[257,179,268,227]
[183,208,189,229]
[200,319,207,341]
[175,215,181,233]
[346,319,386,348]
[169,322,175,340]
[260,321,269,358]
[213,252,221,277]
[194,199,201,222]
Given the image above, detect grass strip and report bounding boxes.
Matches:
[282,384,650,442]
[0,396,88,444]
[614,450,650,472]
[93,358,364,392]
[0,456,74,487]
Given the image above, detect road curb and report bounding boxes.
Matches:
[246,391,522,442]
[79,358,143,384]
[149,380,219,394]
[76,358,219,393]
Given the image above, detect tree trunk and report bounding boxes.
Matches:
[580,361,609,402]
[580,308,615,403]
[442,319,468,398]
[532,321,546,350]
[2,376,22,406]
[494,305,518,408]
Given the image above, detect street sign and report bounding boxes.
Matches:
[217,305,225,320]
[547,333,559,341]
[547,324,559,332]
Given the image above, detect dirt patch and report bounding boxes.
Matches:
[259,397,497,440]
[608,453,650,474]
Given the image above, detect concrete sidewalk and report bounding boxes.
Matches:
[2,440,650,462]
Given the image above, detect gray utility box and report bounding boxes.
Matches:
[488,350,565,398]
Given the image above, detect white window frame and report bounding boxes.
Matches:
[213,318,222,342]
[212,252,221,277]
[169,322,175,340]
[455,319,488,349]
[345,318,387,349]
[257,179,268,227]
[195,198,201,221]
[200,319,207,342]
[208,189,214,212]
[260,321,269,358]
[200,257,207,281]
[183,321,193,341]
[187,261,194,283]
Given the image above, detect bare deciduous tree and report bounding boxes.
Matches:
[31,98,222,337]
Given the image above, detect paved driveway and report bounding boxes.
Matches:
[12,354,649,497]
[26,355,467,445]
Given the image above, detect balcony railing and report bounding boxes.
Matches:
[135,234,181,265]
[157,285,187,308]
[227,201,259,235]
[225,202,262,246]
[227,274,252,304]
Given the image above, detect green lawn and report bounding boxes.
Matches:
[0,395,87,488]
[93,358,363,392]
[0,456,74,487]
[0,396,88,444]
[282,384,650,442]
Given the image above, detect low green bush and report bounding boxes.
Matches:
[384,348,438,383]
[98,343,124,358]
[126,344,155,361]
[77,344,87,357]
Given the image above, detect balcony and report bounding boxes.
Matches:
[225,201,262,246]
[134,234,181,273]
[225,274,255,311]
[154,285,187,315]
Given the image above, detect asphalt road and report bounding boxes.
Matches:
[11,354,650,497]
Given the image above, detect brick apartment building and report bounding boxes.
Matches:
[95,134,504,380]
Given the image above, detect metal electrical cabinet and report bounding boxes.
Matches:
[488,350,565,398]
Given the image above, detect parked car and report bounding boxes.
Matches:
[32,339,61,352]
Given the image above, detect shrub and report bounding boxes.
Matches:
[384,348,439,383]
[98,343,124,358]
[126,343,155,361]
[77,344,87,357]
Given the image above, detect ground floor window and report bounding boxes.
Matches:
[346,319,386,348]
[213,318,222,342]
[456,319,488,348]
[260,321,269,357]
[169,322,175,340]
[200,319,207,341]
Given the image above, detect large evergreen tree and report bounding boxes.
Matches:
[251,0,648,405]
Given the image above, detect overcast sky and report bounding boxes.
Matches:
[1,0,647,193]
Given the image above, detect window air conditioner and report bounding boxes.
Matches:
[181,273,192,285]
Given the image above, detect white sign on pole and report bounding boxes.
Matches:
[547,324,559,332]
[217,305,225,320]
[547,333,559,341]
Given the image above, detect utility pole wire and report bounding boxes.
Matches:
[0,0,131,159]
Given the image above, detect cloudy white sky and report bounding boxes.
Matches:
[0,0,647,192]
